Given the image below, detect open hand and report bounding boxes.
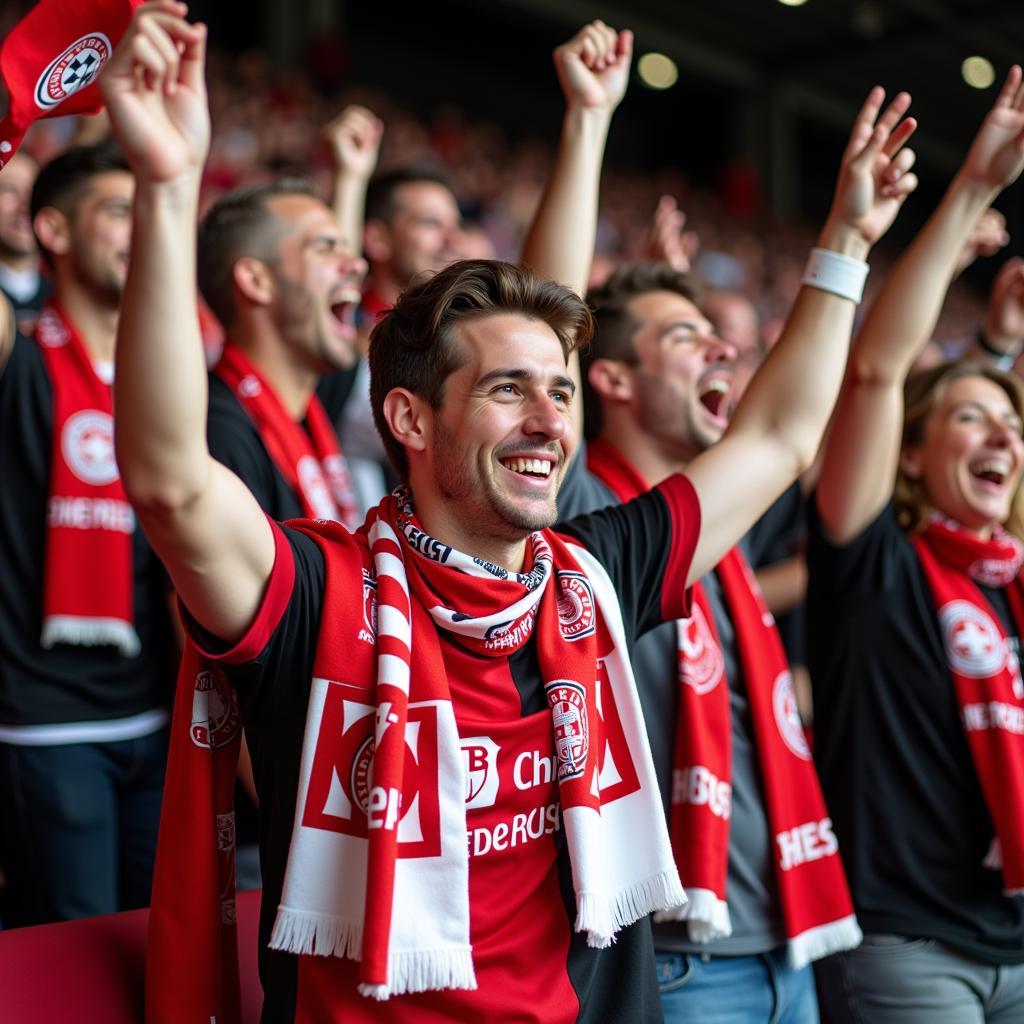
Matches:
[323,105,383,181]
[554,21,633,114]
[960,66,1024,194]
[823,87,918,249]
[99,1,209,184]
[646,195,699,272]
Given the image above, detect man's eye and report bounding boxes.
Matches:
[551,391,571,405]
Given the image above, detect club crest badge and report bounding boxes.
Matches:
[349,735,375,815]
[35,309,69,347]
[772,671,811,760]
[190,670,241,749]
[677,606,724,694]
[35,33,112,111]
[556,571,595,641]
[61,409,118,486]
[545,679,589,781]
[940,600,1005,678]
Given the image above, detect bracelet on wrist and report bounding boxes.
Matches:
[977,328,1022,370]
[801,247,869,304]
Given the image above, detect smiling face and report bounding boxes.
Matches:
[266,193,366,372]
[418,312,576,547]
[903,375,1024,536]
[625,290,738,461]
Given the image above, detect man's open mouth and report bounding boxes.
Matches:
[697,374,732,420]
[329,289,361,337]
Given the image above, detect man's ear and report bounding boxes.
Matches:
[382,387,430,459]
[363,218,392,265]
[587,358,634,403]
[32,207,69,260]
[232,257,275,308]
[900,445,923,481]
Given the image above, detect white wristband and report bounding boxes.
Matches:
[801,247,869,304]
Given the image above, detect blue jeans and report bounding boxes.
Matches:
[0,728,169,927]
[656,947,820,1024]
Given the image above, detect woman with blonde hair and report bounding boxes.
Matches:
[809,69,1024,1022]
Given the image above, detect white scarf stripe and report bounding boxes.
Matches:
[377,604,411,648]
[378,653,411,693]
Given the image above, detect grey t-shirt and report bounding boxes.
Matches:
[558,449,786,955]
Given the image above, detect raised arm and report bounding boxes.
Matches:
[684,87,918,584]
[818,67,1024,544]
[0,292,12,369]
[521,20,631,440]
[103,1,274,642]
[324,104,383,257]
[521,20,632,298]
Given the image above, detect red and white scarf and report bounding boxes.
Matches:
[146,489,683,1020]
[587,438,860,967]
[36,305,138,655]
[215,342,359,528]
[914,513,1024,894]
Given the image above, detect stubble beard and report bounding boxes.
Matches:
[432,420,558,541]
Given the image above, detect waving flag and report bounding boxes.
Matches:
[0,0,140,169]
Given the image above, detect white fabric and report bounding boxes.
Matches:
[268,527,685,998]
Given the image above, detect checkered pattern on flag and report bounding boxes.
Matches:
[0,0,140,168]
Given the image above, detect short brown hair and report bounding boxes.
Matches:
[897,360,1024,537]
[197,177,319,328]
[369,259,593,479]
[582,262,701,437]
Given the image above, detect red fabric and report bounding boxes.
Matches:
[149,489,680,1019]
[0,0,139,168]
[587,436,857,949]
[214,343,359,528]
[145,522,294,1024]
[360,286,391,326]
[914,518,1024,893]
[295,493,630,993]
[35,305,137,655]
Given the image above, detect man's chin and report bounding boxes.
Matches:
[495,498,558,535]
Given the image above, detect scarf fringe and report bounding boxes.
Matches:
[40,615,140,657]
[356,947,477,1000]
[786,915,862,969]
[269,908,363,958]
[653,886,731,943]
[577,869,687,948]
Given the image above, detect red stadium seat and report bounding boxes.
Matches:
[0,890,263,1023]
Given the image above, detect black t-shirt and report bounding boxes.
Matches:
[206,373,304,522]
[0,272,50,336]
[747,482,806,665]
[0,332,175,725]
[194,475,699,1023]
[806,501,1024,963]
